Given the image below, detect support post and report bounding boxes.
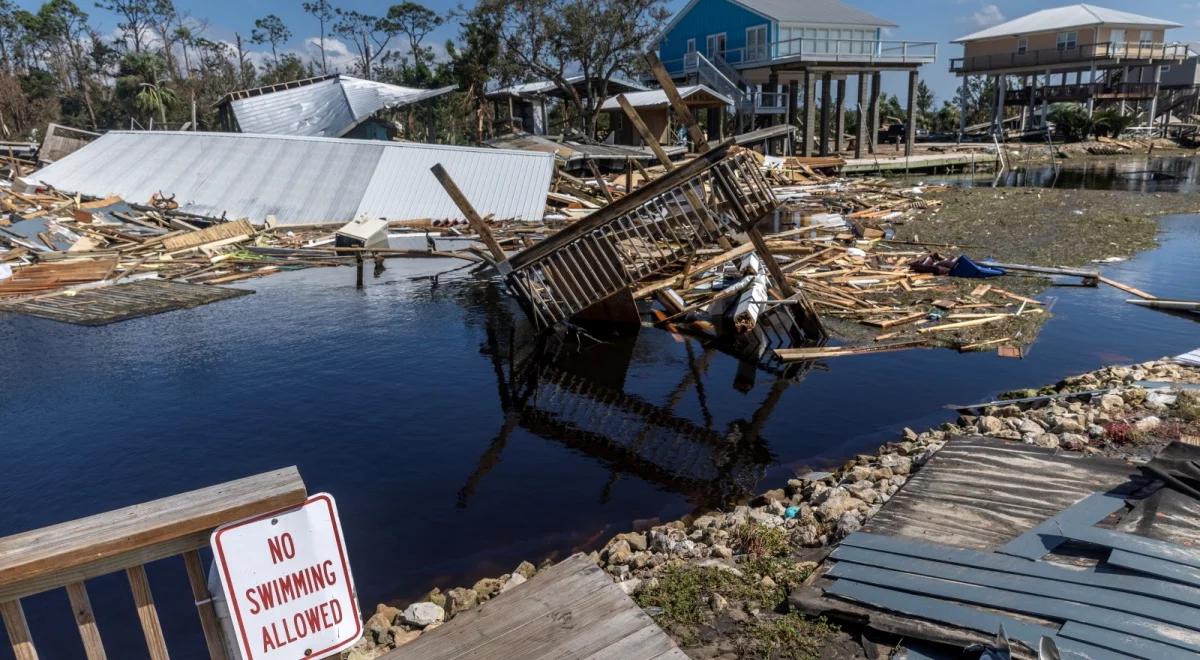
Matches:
[1025,74,1036,131]
[870,71,882,154]
[959,75,969,139]
[992,74,1006,137]
[355,253,364,289]
[855,73,868,158]
[430,163,508,264]
[786,79,799,155]
[1087,63,1097,117]
[1148,64,1161,128]
[803,71,816,156]
[819,72,832,155]
[1041,69,1050,127]
[835,77,847,152]
[906,69,918,156]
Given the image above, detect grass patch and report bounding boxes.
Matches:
[738,612,839,659]
[1176,392,1200,422]
[636,564,788,628]
[732,523,790,557]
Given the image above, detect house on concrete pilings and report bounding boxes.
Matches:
[951,4,1188,136]
[486,76,647,136]
[655,0,936,157]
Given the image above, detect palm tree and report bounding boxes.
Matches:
[135,79,177,125]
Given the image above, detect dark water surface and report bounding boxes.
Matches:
[2,215,1198,657]
[929,154,1200,193]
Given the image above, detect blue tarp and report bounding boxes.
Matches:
[950,256,1006,279]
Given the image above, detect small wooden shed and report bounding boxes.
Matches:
[600,85,733,147]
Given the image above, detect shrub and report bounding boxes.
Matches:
[1048,103,1094,142]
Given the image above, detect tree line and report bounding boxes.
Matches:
[0,0,669,144]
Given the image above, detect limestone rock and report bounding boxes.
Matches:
[514,561,538,579]
[446,587,478,617]
[1134,416,1161,433]
[1099,394,1125,412]
[401,602,445,628]
[1034,433,1060,449]
[978,415,1005,434]
[473,577,502,601]
[501,572,527,593]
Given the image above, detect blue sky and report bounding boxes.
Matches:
[16,0,1200,104]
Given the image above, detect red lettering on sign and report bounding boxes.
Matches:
[258,598,347,653]
[267,533,296,565]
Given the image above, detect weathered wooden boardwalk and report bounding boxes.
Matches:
[383,554,687,660]
[0,279,251,325]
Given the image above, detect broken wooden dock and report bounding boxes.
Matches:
[382,554,686,660]
[0,279,252,325]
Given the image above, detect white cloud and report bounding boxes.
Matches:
[299,36,360,74]
[966,4,1005,27]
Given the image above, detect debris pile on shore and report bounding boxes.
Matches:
[348,355,1199,658]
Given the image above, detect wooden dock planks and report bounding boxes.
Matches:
[0,279,252,326]
[382,553,687,660]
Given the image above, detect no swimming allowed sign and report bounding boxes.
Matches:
[212,493,362,660]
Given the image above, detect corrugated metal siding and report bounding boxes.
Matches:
[230,79,357,137]
[28,131,554,226]
[357,141,556,222]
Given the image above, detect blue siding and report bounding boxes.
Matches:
[658,0,774,71]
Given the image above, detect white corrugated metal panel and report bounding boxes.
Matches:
[28,131,554,226]
[356,141,556,223]
[230,76,455,138]
[231,78,357,137]
[954,4,1181,43]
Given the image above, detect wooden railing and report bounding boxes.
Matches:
[0,467,308,659]
[950,41,1190,73]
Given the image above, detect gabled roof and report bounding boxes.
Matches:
[599,85,733,111]
[28,131,555,226]
[224,75,454,138]
[954,4,1182,43]
[660,0,895,39]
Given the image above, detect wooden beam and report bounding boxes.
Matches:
[585,158,614,203]
[183,550,228,660]
[617,95,673,168]
[0,600,36,660]
[0,467,306,602]
[127,566,170,660]
[644,51,708,152]
[66,582,106,660]
[430,163,508,264]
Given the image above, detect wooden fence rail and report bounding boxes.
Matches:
[0,467,308,659]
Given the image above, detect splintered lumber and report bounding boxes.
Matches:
[917,314,1008,334]
[160,220,254,252]
[863,311,926,328]
[634,242,757,299]
[1100,276,1157,300]
[984,261,1100,282]
[0,279,253,325]
[0,259,118,296]
[989,287,1042,306]
[774,340,926,362]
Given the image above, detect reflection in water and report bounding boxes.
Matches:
[455,303,816,510]
[933,156,1200,193]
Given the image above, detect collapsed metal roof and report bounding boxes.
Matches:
[223,75,455,137]
[26,131,555,226]
[599,85,733,111]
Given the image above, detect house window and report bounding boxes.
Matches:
[1017,38,1028,55]
[1056,31,1078,51]
[686,38,696,54]
[746,25,768,62]
[1139,30,1153,47]
[706,33,727,61]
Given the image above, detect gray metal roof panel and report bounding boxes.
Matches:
[735,0,897,27]
[230,78,357,137]
[29,131,554,226]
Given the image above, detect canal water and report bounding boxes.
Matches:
[929,154,1200,193]
[2,187,1198,658]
